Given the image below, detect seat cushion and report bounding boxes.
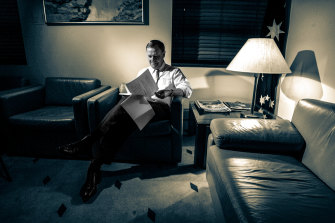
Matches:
[130,120,171,137]
[206,145,335,223]
[210,118,305,157]
[9,106,75,131]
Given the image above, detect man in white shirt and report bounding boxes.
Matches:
[138,42,192,104]
[58,40,192,202]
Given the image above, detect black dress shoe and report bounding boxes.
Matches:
[58,135,92,155]
[80,166,102,202]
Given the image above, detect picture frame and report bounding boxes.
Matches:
[43,0,147,25]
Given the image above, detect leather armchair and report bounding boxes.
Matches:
[87,87,183,164]
[0,76,29,181]
[0,77,110,158]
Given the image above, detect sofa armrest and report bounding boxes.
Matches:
[0,85,44,119]
[210,118,305,157]
[73,85,111,138]
[87,87,120,132]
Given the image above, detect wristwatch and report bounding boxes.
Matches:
[169,89,174,96]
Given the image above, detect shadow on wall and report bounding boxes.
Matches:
[281,50,323,102]
[190,69,253,102]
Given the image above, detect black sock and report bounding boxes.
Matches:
[79,129,103,146]
[89,158,103,170]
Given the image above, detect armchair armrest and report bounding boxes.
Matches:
[210,118,305,157]
[170,96,183,133]
[0,85,44,119]
[87,87,120,132]
[170,96,183,162]
[73,85,111,138]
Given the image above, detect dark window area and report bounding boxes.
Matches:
[172,0,268,67]
[0,0,27,65]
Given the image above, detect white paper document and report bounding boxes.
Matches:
[121,95,155,130]
[120,69,158,130]
[126,69,158,97]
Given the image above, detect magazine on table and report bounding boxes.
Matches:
[225,101,251,111]
[195,100,231,113]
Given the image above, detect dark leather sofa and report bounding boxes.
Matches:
[206,99,335,222]
[86,87,183,164]
[0,77,110,158]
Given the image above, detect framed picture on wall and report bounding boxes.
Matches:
[43,0,146,25]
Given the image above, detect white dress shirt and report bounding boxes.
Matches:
[137,62,192,102]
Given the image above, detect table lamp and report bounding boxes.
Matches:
[226,38,291,114]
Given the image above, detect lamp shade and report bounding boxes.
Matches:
[226,38,291,74]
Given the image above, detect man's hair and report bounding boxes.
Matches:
[146,40,165,52]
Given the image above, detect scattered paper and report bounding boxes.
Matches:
[115,180,122,189]
[147,208,156,222]
[57,203,67,217]
[190,182,198,192]
[43,176,51,185]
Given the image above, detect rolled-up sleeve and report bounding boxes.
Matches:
[173,68,192,98]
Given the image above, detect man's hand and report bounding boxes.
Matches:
[154,89,173,99]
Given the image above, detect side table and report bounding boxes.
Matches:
[189,102,265,169]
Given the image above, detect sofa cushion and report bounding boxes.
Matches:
[45,77,101,105]
[292,99,335,191]
[210,118,305,157]
[9,106,75,131]
[207,145,335,223]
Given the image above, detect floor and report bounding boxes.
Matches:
[0,135,218,223]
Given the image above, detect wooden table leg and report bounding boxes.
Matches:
[194,124,208,168]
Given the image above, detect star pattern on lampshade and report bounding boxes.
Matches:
[270,100,275,108]
[259,95,266,105]
[254,0,287,119]
[266,19,285,41]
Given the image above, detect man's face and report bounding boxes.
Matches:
[146,47,165,69]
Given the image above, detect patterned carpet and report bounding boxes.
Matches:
[0,136,217,223]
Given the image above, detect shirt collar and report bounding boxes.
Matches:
[148,62,166,74]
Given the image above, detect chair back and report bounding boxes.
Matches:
[292,99,335,191]
[45,77,101,105]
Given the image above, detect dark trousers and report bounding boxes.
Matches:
[94,97,170,163]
